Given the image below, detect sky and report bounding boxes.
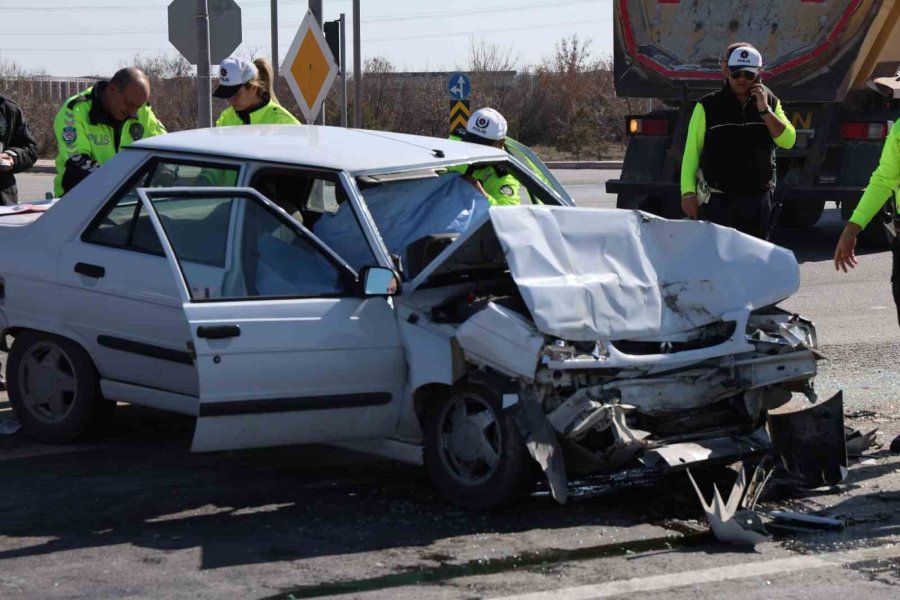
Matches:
[0,0,612,77]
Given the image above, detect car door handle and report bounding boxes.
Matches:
[74,262,105,278]
[196,325,241,339]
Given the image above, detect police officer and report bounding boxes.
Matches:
[213,57,299,126]
[834,120,900,450]
[450,107,521,206]
[680,43,796,239]
[53,67,166,197]
[0,94,38,205]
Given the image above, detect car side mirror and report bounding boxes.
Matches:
[361,266,400,296]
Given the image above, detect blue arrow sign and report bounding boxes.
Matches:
[448,73,471,100]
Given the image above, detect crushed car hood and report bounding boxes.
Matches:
[410,207,800,341]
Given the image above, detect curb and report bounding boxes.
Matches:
[30,160,55,175]
[545,160,622,169]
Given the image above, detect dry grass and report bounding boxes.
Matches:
[1,37,634,161]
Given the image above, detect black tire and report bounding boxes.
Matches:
[777,199,826,229]
[423,384,534,510]
[7,331,113,444]
[859,196,898,249]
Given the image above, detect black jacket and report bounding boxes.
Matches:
[699,84,778,195]
[0,96,38,205]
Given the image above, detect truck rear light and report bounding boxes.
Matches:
[840,122,888,140]
[628,117,669,135]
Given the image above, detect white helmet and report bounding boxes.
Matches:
[466,107,508,141]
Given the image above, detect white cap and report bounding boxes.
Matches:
[466,107,508,141]
[727,46,763,73]
[213,58,258,98]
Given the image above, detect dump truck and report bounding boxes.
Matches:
[606,0,900,245]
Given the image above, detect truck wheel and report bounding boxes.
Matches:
[778,199,826,229]
[7,331,113,444]
[859,199,898,250]
[424,384,534,510]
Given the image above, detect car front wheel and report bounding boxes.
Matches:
[423,384,534,510]
[7,331,113,443]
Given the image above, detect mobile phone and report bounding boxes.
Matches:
[0,159,12,168]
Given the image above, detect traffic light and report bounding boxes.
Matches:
[324,19,341,67]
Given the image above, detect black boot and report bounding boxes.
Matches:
[891,433,900,453]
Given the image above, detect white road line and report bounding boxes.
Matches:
[491,543,900,600]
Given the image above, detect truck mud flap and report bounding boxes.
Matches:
[768,391,847,487]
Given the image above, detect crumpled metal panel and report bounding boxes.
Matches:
[488,207,799,341]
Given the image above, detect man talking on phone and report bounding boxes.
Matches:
[0,94,38,205]
[680,43,795,239]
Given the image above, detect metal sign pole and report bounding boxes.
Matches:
[309,0,325,125]
[353,0,361,128]
[271,0,279,67]
[196,0,212,128]
[340,14,348,127]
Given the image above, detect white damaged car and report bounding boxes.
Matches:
[0,126,821,508]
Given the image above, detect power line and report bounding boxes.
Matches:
[4,0,608,36]
[367,17,609,43]
[3,0,349,10]
[365,0,602,22]
[0,14,608,52]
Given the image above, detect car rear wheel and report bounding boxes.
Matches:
[423,384,534,510]
[7,331,113,444]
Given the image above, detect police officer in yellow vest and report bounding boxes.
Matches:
[834,121,900,311]
[834,120,900,451]
[449,108,521,206]
[213,57,299,126]
[53,67,166,197]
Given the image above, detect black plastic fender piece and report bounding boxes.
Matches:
[767,391,847,487]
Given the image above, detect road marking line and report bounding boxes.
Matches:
[491,543,900,600]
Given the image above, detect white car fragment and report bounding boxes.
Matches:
[688,467,770,546]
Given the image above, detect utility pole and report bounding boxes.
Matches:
[340,13,347,127]
[271,0,278,69]
[309,0,325,125]
[196,0,212,127]
[353,0,361,128]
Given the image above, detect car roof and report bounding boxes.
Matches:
[129,124,508,174]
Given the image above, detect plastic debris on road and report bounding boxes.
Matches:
[688,466,770,546]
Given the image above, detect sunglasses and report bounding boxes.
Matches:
[730,70,758,81]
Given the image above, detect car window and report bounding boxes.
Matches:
[505,138,574,205]
[83,159,240,255]
[356,172,492,279]
[148,194,351,301]
[249,169,377,272]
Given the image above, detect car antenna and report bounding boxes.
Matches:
[432,149,445,158]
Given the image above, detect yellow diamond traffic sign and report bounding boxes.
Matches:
[280,9,338,123]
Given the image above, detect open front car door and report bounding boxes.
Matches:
[136,187,407,452]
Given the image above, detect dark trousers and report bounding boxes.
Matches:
[892,237,900,327]
[699,190,774,240]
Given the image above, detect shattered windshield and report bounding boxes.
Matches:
[355,163,562,279]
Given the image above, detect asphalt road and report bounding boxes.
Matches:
[2,170,900,600]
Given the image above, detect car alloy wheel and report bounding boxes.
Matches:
[424,384,534,509]
[437,391,503,486]
[7,331,112,444]
[17,340,80,424]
